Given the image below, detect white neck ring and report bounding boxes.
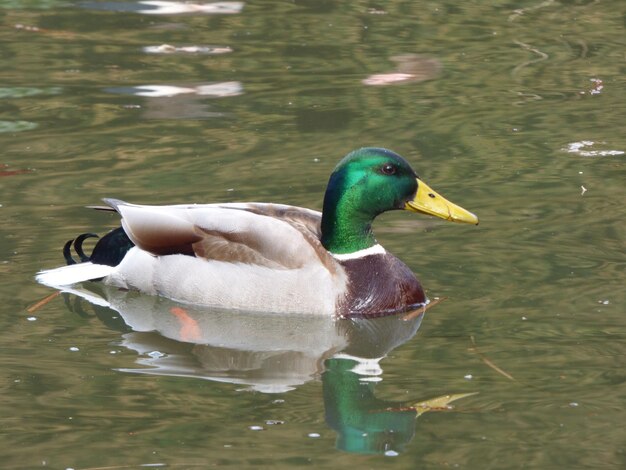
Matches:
[331,244,386,261]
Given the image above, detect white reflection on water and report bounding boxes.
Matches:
[0,120,38,133]
[0,86,62,98]
[108,82,243,98]
[137,0,243,15]
[362,54,441,86]
[56,284,423,394]
[142,44,233,54]
[82,0,244,15]
[565,140,624,157]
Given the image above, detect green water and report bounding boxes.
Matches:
[2,0,625,468]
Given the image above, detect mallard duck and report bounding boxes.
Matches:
[36,148,478,316]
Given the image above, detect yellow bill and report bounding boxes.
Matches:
[405,178,479,225]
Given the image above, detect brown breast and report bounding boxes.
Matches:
[336,253,426,317]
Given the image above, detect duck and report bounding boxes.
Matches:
[36,147,478,317]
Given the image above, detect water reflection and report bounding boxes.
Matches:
[142,44,233,55]
[107,82,242,119]
[0,120,38,133]
[108,82,243,98]
[0,86,62,98]
[81,1,244,15]
[362,54,441,86]
[62,284,473,455]
[564,140,624,158]
[323,357,474,455]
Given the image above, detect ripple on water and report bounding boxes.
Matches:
[0,121,38,133]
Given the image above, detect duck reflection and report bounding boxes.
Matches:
[106,81,242,120]
[81,1,244,15]
[64,284,471,455]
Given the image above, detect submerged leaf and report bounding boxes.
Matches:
[411,392,478,416]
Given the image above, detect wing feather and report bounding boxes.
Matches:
[104,199,334,271]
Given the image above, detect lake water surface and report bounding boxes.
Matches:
[2,0,625,468]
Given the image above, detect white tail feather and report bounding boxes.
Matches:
[36,262,114,287]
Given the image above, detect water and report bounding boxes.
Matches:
[2,0,625,468]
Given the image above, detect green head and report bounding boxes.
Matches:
[320,148,478,255]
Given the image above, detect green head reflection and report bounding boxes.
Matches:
[323,356,416,454]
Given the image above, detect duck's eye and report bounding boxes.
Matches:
[381,164,396,175]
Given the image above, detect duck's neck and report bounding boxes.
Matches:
[321,176,377,255]
[321,208,376,254]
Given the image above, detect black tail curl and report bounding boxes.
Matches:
[62,227,134,267]
[63,233,99,265]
